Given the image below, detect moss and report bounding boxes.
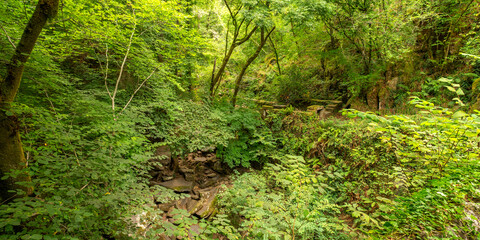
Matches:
[0,110,32,202]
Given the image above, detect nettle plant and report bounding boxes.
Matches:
[343,97,480,190]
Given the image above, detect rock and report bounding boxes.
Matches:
[159,177,194,193]
[179,167,194,174]
[186,199,203,214]
[201,146,216,153]
[162,175,174,181]
[206,153,217,162]
[155,145,172,166]
[184,172,196,182]
[195,156,208,162]
[464,201,480,232]
[212,161,224,173]
[318,109,331,119]
[199,176,219,188]
[195,187,220,218]
[159,234,172,240]
[205,171,218,178]
[191,194,200,200]
[158,202,174,212]
[206,173,218,178]
[167,207,176,218]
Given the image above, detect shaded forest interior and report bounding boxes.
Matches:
[1,0,480,239]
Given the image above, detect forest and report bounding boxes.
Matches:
[1,0,480,239]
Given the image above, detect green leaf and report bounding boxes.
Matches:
[451,111,467,119]
[30,234,43,240]
[446,86,456,92]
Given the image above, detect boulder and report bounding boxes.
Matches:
[159,177,194,193]
[195,187,220,218]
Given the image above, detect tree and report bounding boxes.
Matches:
[0,0,59,202]
[231,26,275,106]
[209,0,259,97]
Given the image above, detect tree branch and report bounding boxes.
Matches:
[118,67,158,116]
[0,24,16,49]
[112,23,136,118]
[237,26,258,45]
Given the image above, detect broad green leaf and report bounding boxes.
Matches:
[451,111,467,119]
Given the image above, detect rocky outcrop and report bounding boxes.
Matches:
[147,145,230,236]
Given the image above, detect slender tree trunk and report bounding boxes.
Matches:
[0,0,59,202]
[232,27,275,106]
[210,42,237,96]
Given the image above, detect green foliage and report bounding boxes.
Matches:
[342,98,480,238]
[215,168,349,239]
[217,104,276,167]
[0,86,154,239]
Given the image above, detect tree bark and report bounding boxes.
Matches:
[0,0,59,202]
[231,27,275,107]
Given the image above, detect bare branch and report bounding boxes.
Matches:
[118,67,158,116]
[0,23,16,49]
[112,23,136,116]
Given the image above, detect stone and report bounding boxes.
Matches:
[159,177,194,193]
[175,198,189,210]
[199,176,219,189]
[179,167,194,174]
[159,234,172,240]
[195,156,208,162]
[155,145,172,166]
[464,201,480,232]
[212,161,224,172]
[184,172,196,182]
[158,202,174,212]
[191,194,200,200]
[162,175,174,181]
[195,187,220,218]
[201,146,216,153]
[186,199,203,214]
[206,171,218,178]
[206,153,217,162]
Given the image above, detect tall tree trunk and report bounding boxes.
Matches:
[231,27,275,106]
[0,0,59,202]
[210,41,237,96]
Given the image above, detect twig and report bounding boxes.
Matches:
[0,23,16,49]
[112,23,136,119]
[75,182,90,195]
[118,66,158,116]
[0,194,17,205]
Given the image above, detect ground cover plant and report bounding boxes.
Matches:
[1,0,480,239]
